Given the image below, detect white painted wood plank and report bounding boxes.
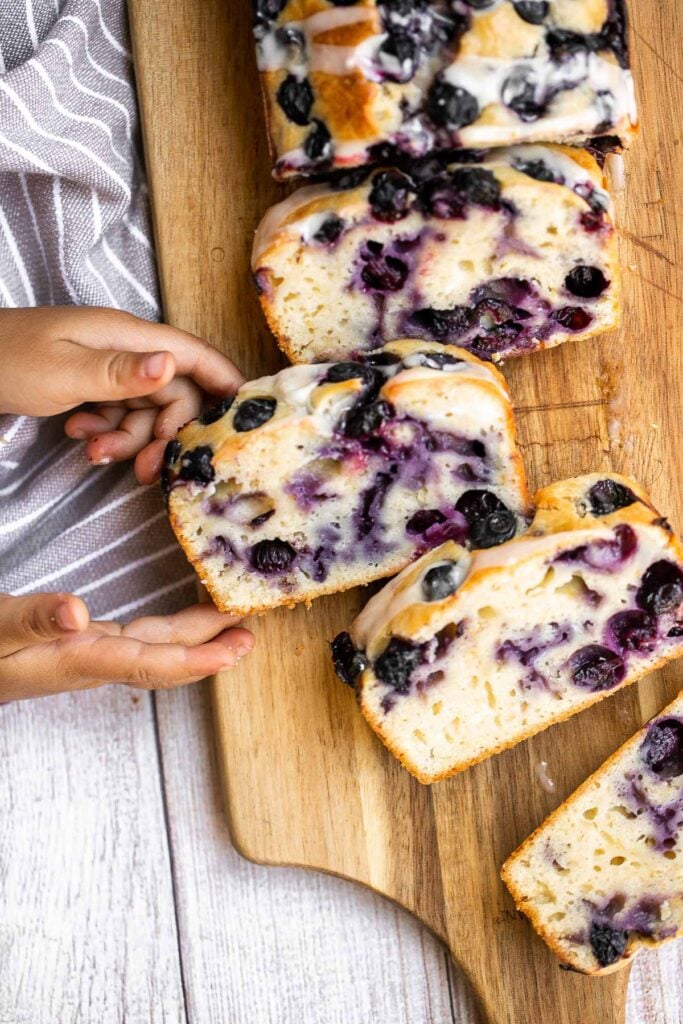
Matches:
[155,682,477,1024]
[0,687,186,1024]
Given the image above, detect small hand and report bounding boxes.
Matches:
[0,306,243,483]
[0,591,254,701]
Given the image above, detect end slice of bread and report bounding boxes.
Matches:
[502,692,683,974]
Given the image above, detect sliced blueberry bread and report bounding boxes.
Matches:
[164,340,531,617]
[332,474,683,783]
[253,145,619,364]
[252,0,637,180]
[502,693,683,974]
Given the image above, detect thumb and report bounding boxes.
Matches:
[0,593,90,656]
[70,346,176,404]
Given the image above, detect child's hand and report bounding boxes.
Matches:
[0,306,243,484]
[0,591,254,701]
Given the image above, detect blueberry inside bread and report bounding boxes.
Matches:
[333,474,683,783]
[253,145,619,363]
[252,0,637,179]
[502,693,683,974]
[164,341,531,617]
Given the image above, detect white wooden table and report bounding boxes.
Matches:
[1,683,681,1023]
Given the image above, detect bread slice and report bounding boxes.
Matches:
[164,340,531,617]
[332,474,683,782]
[502,692,683,974]
[253,145,620,364]
[252,0,637,180]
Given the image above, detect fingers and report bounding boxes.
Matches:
[0,592,90,656]
[64,404,127,441]
[148,377,203,439]
[64,628,252,689]
[67,309,245,397]
[65,342,176,404]
[134,439,168,485]
[123,603,249,646]
[84,407,158,465]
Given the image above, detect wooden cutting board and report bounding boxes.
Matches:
[130,2,682,1020]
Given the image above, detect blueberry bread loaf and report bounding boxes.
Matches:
[332,474,683,783]
[252,0,637,180]
[253,145,619,364]
[164,341,531,617]
[502,694,683,974]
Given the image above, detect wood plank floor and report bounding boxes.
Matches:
[0,683,681,1023]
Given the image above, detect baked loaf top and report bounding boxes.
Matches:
[252,0,637,179]
[502,692,683,974]
[253,144,619,364]
[164,340,531,617]
[333,474,683,782]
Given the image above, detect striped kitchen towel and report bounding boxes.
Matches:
[0,0,196,619]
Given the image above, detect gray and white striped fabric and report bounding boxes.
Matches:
[0,0,196,618]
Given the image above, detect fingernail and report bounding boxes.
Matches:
[234,643,253,661]
[55,601,81,632]
[142,352,168,379]
[90,455,112,465]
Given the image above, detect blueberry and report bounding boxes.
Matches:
[565,265,609,299]
[546,28,595,62]
[570,645,625,691]
[381,0,425,11]
[452,166,501,206]
[250,509,275,528]
[462,0,495,7]
[178,445,215,484]
[199,395,235,425]
[409,351,464,369]
[356,470,394,538]
[304,120,332,162]
[344,400,393,438]
[374,637,422,694]
[275,25,305,50]
[332,167,371,191]
[410,306,471,339]
[513,158,556,183]
[377,31,418,83]
[590,924,628,968]
[233,397,277,432]
[163,439,181,466]
[360,248,408,291]
[331,631,368,687]
[513,0,548,23]
[502,68,545,122]
[455,490,517,549]
[417,174,466,219]
[368,170,415,223]
[422,561,460,602]
[276,74,314,126]
[253,0,286,23]
[551,306,593,331]
[406,509,447,535]
[636,561,683,615]
[250,538,297,573]
[587,478,637,516]
[608,610,657,654]
[313,215,344,244]
[640,718,683,779]
[426,80,479,129]
[363,351,402,367]
[324,362,379,387]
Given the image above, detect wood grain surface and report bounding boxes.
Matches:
[129,1,683,1021]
